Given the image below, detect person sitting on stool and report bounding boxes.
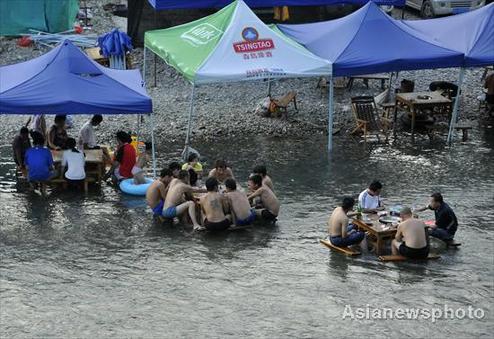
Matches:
[415,193,458,244]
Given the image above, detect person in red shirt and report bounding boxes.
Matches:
[104,131,136,183]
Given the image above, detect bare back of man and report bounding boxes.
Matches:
[328,207,349,237]
[201,192,229,223]
[226,190,252,221]
[397,219,428,249]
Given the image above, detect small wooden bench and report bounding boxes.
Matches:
[48,176,97,192]
[379,253,440,262]
[454,123,473,142]
[319,239,361,256]
[272,91,298,118]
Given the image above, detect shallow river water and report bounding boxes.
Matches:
[1,129,493,337]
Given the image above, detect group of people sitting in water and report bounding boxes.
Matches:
[328,180,458,259]
[146,161,280,232]
[11,114,153,192]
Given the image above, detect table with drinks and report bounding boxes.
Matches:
[352,210,401,255]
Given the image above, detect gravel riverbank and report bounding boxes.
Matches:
[1,2,492,148]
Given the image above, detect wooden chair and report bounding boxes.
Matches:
[271,91,298,118]
[351,96,392,143]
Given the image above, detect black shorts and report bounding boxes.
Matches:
[261,209,277,221]
[399,243,429,259]
[204,219,231,232]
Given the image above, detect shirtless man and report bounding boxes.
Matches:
[247,174,279,222]
[163,170,203,230]
[392,207,429,259]
[253,165,274,191]
[224,178,256,226]
[208,159,234,183]
[200,177,232,232]
[146,168,173,218]
[328,197,365,248]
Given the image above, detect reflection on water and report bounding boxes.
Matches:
[1,133,493,337]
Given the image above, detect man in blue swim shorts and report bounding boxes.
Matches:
[224,178,256,226]
[163,170,205,230]
[146,168,174,218]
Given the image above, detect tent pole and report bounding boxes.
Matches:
[447,67,465,145]
[328,76,334,152]
[184,84,196,159]
[149,112,157,178]
[267,78,272,96]
[143,47,147,88]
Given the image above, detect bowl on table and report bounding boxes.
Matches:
[379,216,401,225]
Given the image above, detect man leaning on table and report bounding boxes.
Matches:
[358,180,385,213]
[415,193,458,244]
[392,207,429,259]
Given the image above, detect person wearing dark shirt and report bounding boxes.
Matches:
[25,132,55,195]
[48,115,69,150]
[416,192,458,243]
[12,127,31,169]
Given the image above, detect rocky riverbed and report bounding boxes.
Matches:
[1,1,492,148]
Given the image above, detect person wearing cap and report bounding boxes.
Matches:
[391,207,429,259]
[358,180,385,213]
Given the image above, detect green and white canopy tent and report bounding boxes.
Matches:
[143,0,335,152]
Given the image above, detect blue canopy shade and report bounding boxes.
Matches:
[278,2,464,76]
[148,0,405,10]
[403,3,494,68]
[98,28,134,58]
[0,40,152,114]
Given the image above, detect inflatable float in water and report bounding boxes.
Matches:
[119,178,153,196]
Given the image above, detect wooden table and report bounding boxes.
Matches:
[353,217,397,255]
[51,149,104,184]
[393,91,452,140]
[347,73,390,91]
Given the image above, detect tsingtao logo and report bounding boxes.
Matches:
[181,23,223,46]
[233,26,275,53]
[241,27,259,42]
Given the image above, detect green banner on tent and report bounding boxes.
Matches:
[145,3,235,82]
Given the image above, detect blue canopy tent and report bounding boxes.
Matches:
[0,40,157,175]
[402,3,494,143]
[278,2,465,149]
[148,0,405,10]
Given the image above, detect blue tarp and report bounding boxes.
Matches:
[0,40,152,114]
[278,2,464,76]
[148,0,405,10]
[403,3,494,68]
[98,28,133,58]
